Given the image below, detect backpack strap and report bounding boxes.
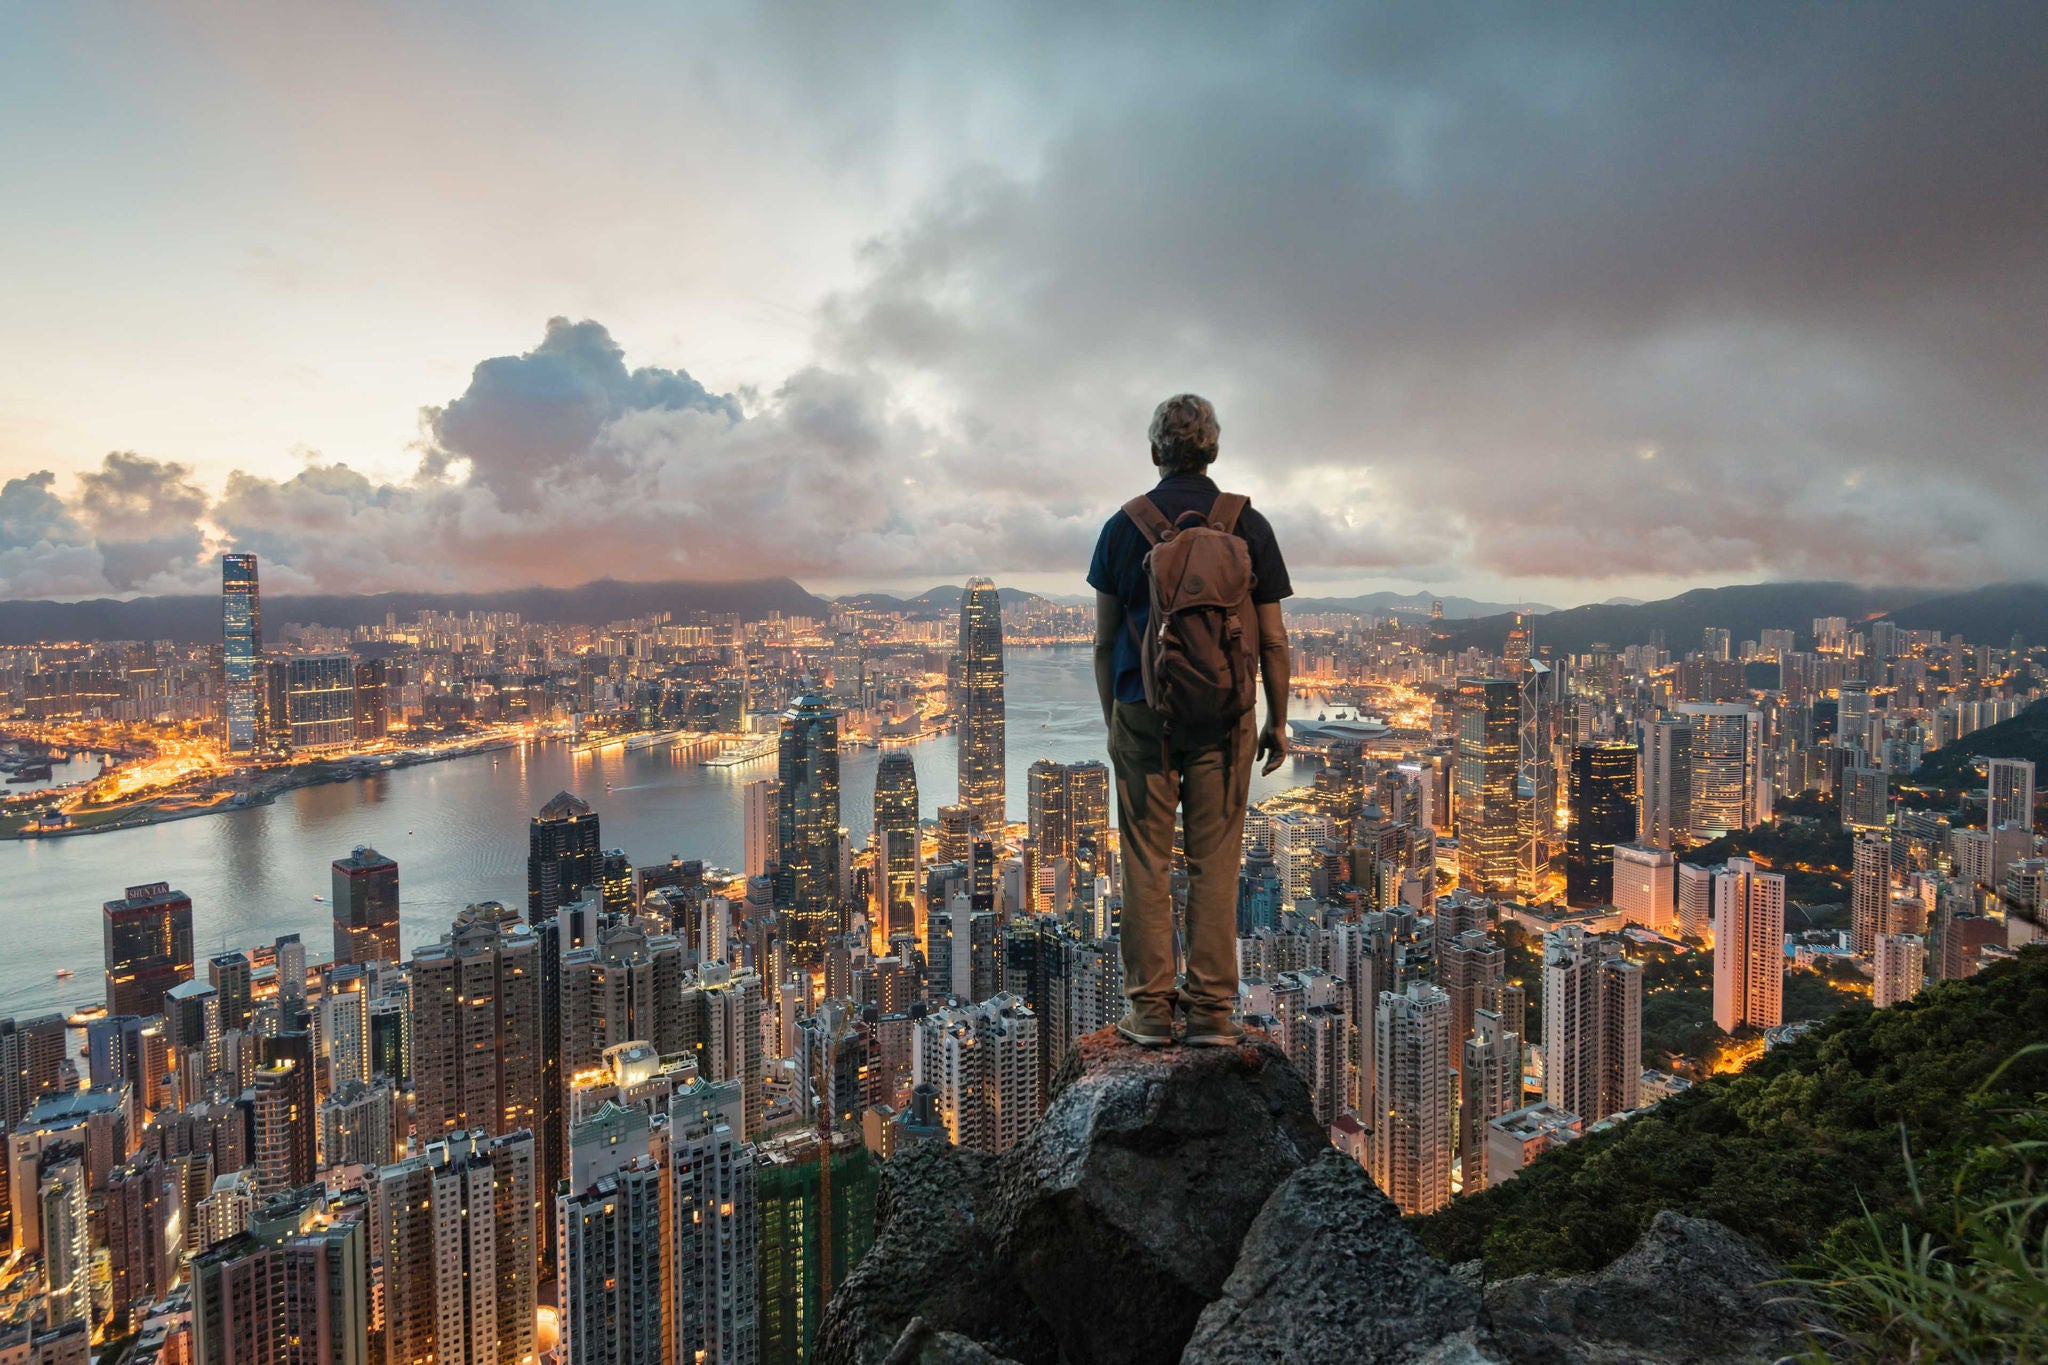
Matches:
[1209,492,1248,535]
[1122,495,1175,546]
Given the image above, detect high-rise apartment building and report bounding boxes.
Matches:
[1712,858,1786,1032]
[874,752,920,942]
[777,695,842,954]
[191,1186,370,1365]
[671,1100,760,1365]
[691,962,768,1140]
[911,993,1041,1153]
[1541,926,1641,1124]
[220,552,263,756]
[1874,933,1926,1008]
[408,909,545,1226]
[559,920,691,1079]
[332,845,400,966]
[371,1130,537,1365]
[1370,982,1454,1216]
[352,657,389,740]
[1567,741,1639,906]
[529,791,601,921]
[957,577,1007,835]
[2,1014,71,1130]
[1459,1008,1521,1191]
[103,882,194,1019]
[1676,703,1760,839]
[1437,929,1504,1044]
[1454,678,1520,893]
[1851,832,1891,957]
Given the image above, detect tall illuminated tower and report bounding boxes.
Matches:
[529,791,600,921]
[777,695,842,955]
[221,553,263,756]
[874,752,920,941]
[1566,741,1639,906]
[1454,678,1520,894]
[957,577,1006,835]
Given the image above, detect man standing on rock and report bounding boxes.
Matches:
[1089,393,1292,1046]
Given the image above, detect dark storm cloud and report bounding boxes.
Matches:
[822,3,2048,587]
[2,5,2042,600]
[70,452,212,591]
[423,317,742,509]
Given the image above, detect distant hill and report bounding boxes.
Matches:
[832,585,1057,618]
[1912,698,2048,793]
[1290,591,1557,620]
[1429,582,1923,655]
[1882,582,2048,645]
[0,577,830,645]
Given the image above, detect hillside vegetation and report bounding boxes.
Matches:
[1912,697,2048,798]
[1414,946,2048,1279]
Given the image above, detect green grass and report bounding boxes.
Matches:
[1795,1048,2048,1364]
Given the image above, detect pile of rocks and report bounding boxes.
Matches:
[815,1029,1819,1365]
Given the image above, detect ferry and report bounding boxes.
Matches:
[66,1004,107,1028]
[53,967,74,981]
[312,894,326,904]
[1286,713,1392,744]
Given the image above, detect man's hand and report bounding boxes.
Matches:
[1257,720,1287,775]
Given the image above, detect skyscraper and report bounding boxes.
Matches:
[1676,703,1761,839]
[744,777,779,879]
[1988,757,2036,834]
[957,577,1006,835]
[191,1186,370,1365]
[332,845,400,966]
[1712,858,1785,1033]
[529,791,601,921]
[874,752,920,942]
[1370,982,1454,1216]
[103,882,194,1019]
[1567,741,1639,906]
[220,552,263,756]
[1638,715,1693,849]
[284,653,357,750]
[371,1130,537,1365]
[1027,759,1072,863]
[1459,1008,1521,1190]
[408,909,545,1198]
[911,994,1041,1153]
[1541,926,1642,1123]
[777,695,842,954]
[1454,678,1520,893]
[1851,832,1891,957]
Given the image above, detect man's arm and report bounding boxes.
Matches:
[1094,592,1124,729]
[1256,600,1290,775]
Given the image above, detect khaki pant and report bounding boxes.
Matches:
[1109,701,1256,1014]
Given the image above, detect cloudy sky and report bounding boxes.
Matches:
[3,4,2044,605]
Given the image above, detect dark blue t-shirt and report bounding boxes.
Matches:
[1086,473,1292,704]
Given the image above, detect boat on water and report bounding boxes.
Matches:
[1286,713,1392,744]
[54,967,74,980]
[312,894,326,903]
[66,1004,107,1027]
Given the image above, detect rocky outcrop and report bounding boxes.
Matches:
[996,1031,1330,1365]
[1182,1150,1487,1364]
[812,1143,1054,1365]
[1483,1212,1820,1364]
[816,1029,1814,1365]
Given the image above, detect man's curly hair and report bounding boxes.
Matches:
[1149,393,1220,476]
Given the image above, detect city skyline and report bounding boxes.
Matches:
[5,7,2047,607]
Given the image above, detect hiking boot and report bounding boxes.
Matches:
[1116,1004,1177,1048]
[1182,1009,1245,1047]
